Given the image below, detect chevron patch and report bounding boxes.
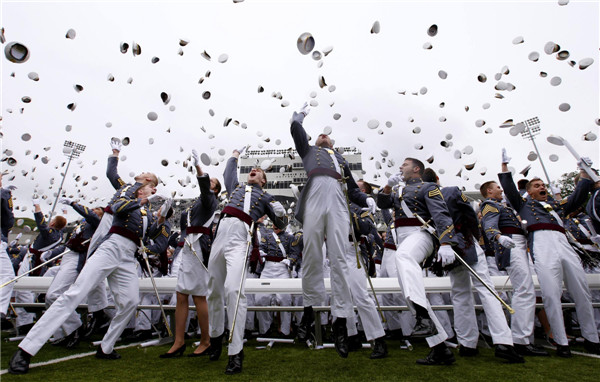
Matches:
[481,204,499,216]
[461,193,468,202]
[428,188,443,199]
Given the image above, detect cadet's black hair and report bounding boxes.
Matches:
[517,179,528,190]
[422,168,438,183]
[405,158,425,176]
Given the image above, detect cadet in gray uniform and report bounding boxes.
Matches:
[161,150,220,358]
[498,149,600,357]
[377,158,457,365]
[0,175,15,323]
[9,178,167,374]
[15,197,66,333]
[256,224,298,337]
[207,148,287,375]
[428,171,524,363]
[479,180,548,357]
[290,105,375,358]
[45,198,104,348]
[85,138,159,337]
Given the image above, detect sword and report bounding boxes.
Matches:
[138,242,173,338]
[0,240,90,289]
[229,221,256,343]
[413,213,515,314]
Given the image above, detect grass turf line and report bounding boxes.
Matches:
[1,333,599,381]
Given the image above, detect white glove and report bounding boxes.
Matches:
[6,185,17,191]
[191,149,200,167]
[387,173,403,188]
[591,235,600,245]
[363,197,377,215]
[15,233,22,240]
[59,197,72,205]
[259,250,268,258]
[501,148,511,164]
[497,235,516,249]
[235,145,248,156]
[147,193,166,204]
[32,194,41,205]
[549,183,562,195]
[271,201,285,217]
[159,198,173,217]
[110,137,122,152]
[436,245,456,267]
[281,259,291,267]
[579,156,593,168]
[40,251,52,262]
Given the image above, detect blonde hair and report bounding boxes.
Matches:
[135,173,158,187]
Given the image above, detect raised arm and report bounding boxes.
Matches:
[67,200,101,227]
[497,172,524,211]
[224,156,240,196]
[561,173,593,216]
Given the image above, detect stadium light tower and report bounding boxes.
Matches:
[518,117,552,186]
[49,140,86,218]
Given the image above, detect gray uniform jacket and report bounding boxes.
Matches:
[377,178,458,246]
[586,188,600,233]
[290,121,367,223]
[441,187,478,265]
[480,197,525,270]
[222,157,287,229]
[259,228,299,265]
[106,156,144,207]
[1,188,14,243]
[498,172,593,260]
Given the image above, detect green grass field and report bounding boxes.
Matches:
[2,331,599,381]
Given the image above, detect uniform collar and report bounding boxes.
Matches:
[405,178,423,185]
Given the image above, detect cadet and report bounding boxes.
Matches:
[206,148,287,375]
[377,158,457,365]
[290,104,375,358]
[9,178,168,374]
[479,180,548,356]
[0,174,15,325]
[498,148,600,357]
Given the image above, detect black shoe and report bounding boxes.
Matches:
[370,337,388,359]
[583,339,600,355]
[416,346,455,365]
[84,310,111,338]
[411,317,437,338]
[209,333,224,361]
[159,343,186,358]
[297,306,314,342]
[556,345,572,358]
[514,343,550,357]
[65,327,82,349]
[225,350,244,375]
[385,328,404,341]
[188,345,212,357]
[50,335,70,347]
[1,313,14,331]
[495,344,525,363]
[458,345,479,357]
[348,335,363,352]
[332,318,349,358]
[8,348,32,375]
[95,346,121,360]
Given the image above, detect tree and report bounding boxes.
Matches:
[555,171,578,198]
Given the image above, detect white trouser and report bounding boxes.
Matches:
[449,243,513,347]
[256,261,292,335]
[15,253,35,327]
[342,240,385,341]
[532,230,599,346]
[503,234,536,345]
[301,176,353,318]
[86,213,114,313]
[245,271,259,331]
[424,270,454,339]
[19,235,139,356]
[0,241,15,315]
[395,227,447,347]
[380,248,415,334]
[46,250,83,339]
[207,217,249,355]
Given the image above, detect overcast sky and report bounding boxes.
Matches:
[1,0,598,220]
